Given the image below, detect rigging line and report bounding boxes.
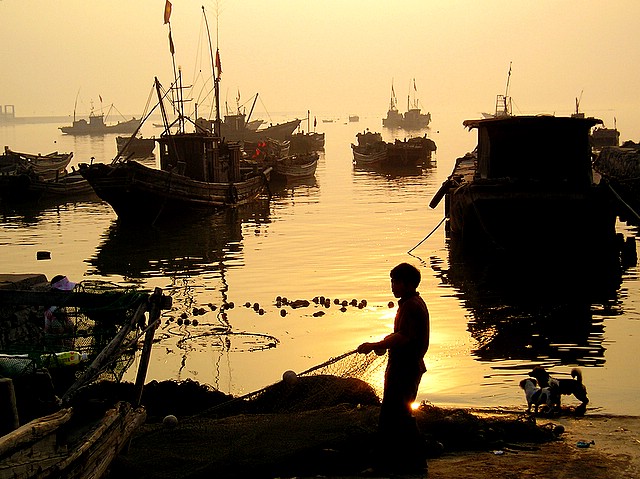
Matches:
[605,181,640,222]
[407,216,446,254]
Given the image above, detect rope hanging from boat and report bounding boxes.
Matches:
[605,181,640,223]
[407,217,446,254]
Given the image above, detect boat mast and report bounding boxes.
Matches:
[202,5,221,138]
[389,79,397,111]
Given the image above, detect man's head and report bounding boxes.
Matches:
[390,263,421,298]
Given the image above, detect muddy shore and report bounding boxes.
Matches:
[96,377,640,479]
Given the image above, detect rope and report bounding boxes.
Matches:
[407,217,446,253]
[606,181,640,222]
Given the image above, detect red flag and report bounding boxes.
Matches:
[215,48,222,78]
[169,31,175,55]
[164,0,172,24]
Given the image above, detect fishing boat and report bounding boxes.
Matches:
[0,275,171,479]
[430,114,618,254]
[382,81,403,128]
[382,79,431,130]
[0,170,95,203]
[116,135,156,159]
[214,111,300,143]
[289,111,325,153]
[0,147,72,179]
[351,131,386,166]
[386,135,437,167]
[273,152,319,181]
[593,144,640,226]
[289,131,325,153]
[78,11,271,225]
[59,108,140,136]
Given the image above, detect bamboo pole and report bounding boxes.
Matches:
[133,288,163,408]
[61,300,148,404]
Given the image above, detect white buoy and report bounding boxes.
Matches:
[163,414,178,428]
[282,370,298,385]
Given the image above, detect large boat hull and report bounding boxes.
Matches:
[79,161,270,224]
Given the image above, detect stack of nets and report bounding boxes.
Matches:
[0,280,148,383]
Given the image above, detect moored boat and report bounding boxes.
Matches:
[273,152,319,181]
[1,147,72,179]
[430,114,618,254]
[0,170,95,203]
[59,111,140,136]
[79,9,271,225]
[116,135,156,159]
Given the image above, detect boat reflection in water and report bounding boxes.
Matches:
[441,234,635,368]
[87,199,271,280]
[87,199,278,385]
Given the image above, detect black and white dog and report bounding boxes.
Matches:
[529,366,589,412]
[519,378,553,414]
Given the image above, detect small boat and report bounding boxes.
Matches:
[116,135,156,159]
[59,110,140,136]
[0,170,95,203]
[1,147,72,179]
[289,131,325,153]
[273,152,319,181]
[386,135,436,167]
[430,114,618,254]
[348,115,360,122]
[351,130,387,166]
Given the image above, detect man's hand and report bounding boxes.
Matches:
[357,342,374,354]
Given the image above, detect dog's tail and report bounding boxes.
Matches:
[571,368,583,383]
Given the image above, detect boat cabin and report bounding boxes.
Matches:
[156,133,241,183]
[462,115,602,188]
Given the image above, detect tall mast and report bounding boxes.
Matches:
[202,5,221,138]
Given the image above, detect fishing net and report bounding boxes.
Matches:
[0,280,148,384]
[201,350,388,417]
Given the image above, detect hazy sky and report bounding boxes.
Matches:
[2,1,640,138]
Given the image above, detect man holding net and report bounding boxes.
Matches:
[357,262,430,473]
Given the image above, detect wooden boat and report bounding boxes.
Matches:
[116,135,156,159]
[0,402,146,479]
[79,11,271,225]
[289,131,325,153]
[351,131,386,166]
[0,277,171,479]
[351,143,387,166]
[273,152,319,181]
[0,170,95,203]
[79,132,270,225]
[593,144,640,226]
[0,147,72,179]
[206,111,300,143]
[386,135,436,167]
[382,79,431,129]
[59,111,140,136]
[430,114,618,253]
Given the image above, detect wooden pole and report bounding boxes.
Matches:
[133,288,163,408]
[0,378,19,435]
[60,300,149,404]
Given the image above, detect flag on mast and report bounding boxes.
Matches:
[169,31,175,55]
[164,1,172,24]
[215,48,222,79]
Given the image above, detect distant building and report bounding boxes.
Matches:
[0,105,16,122]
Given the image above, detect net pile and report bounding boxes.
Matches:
[0,281,148,383]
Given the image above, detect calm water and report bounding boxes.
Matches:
[1,113,638,415]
